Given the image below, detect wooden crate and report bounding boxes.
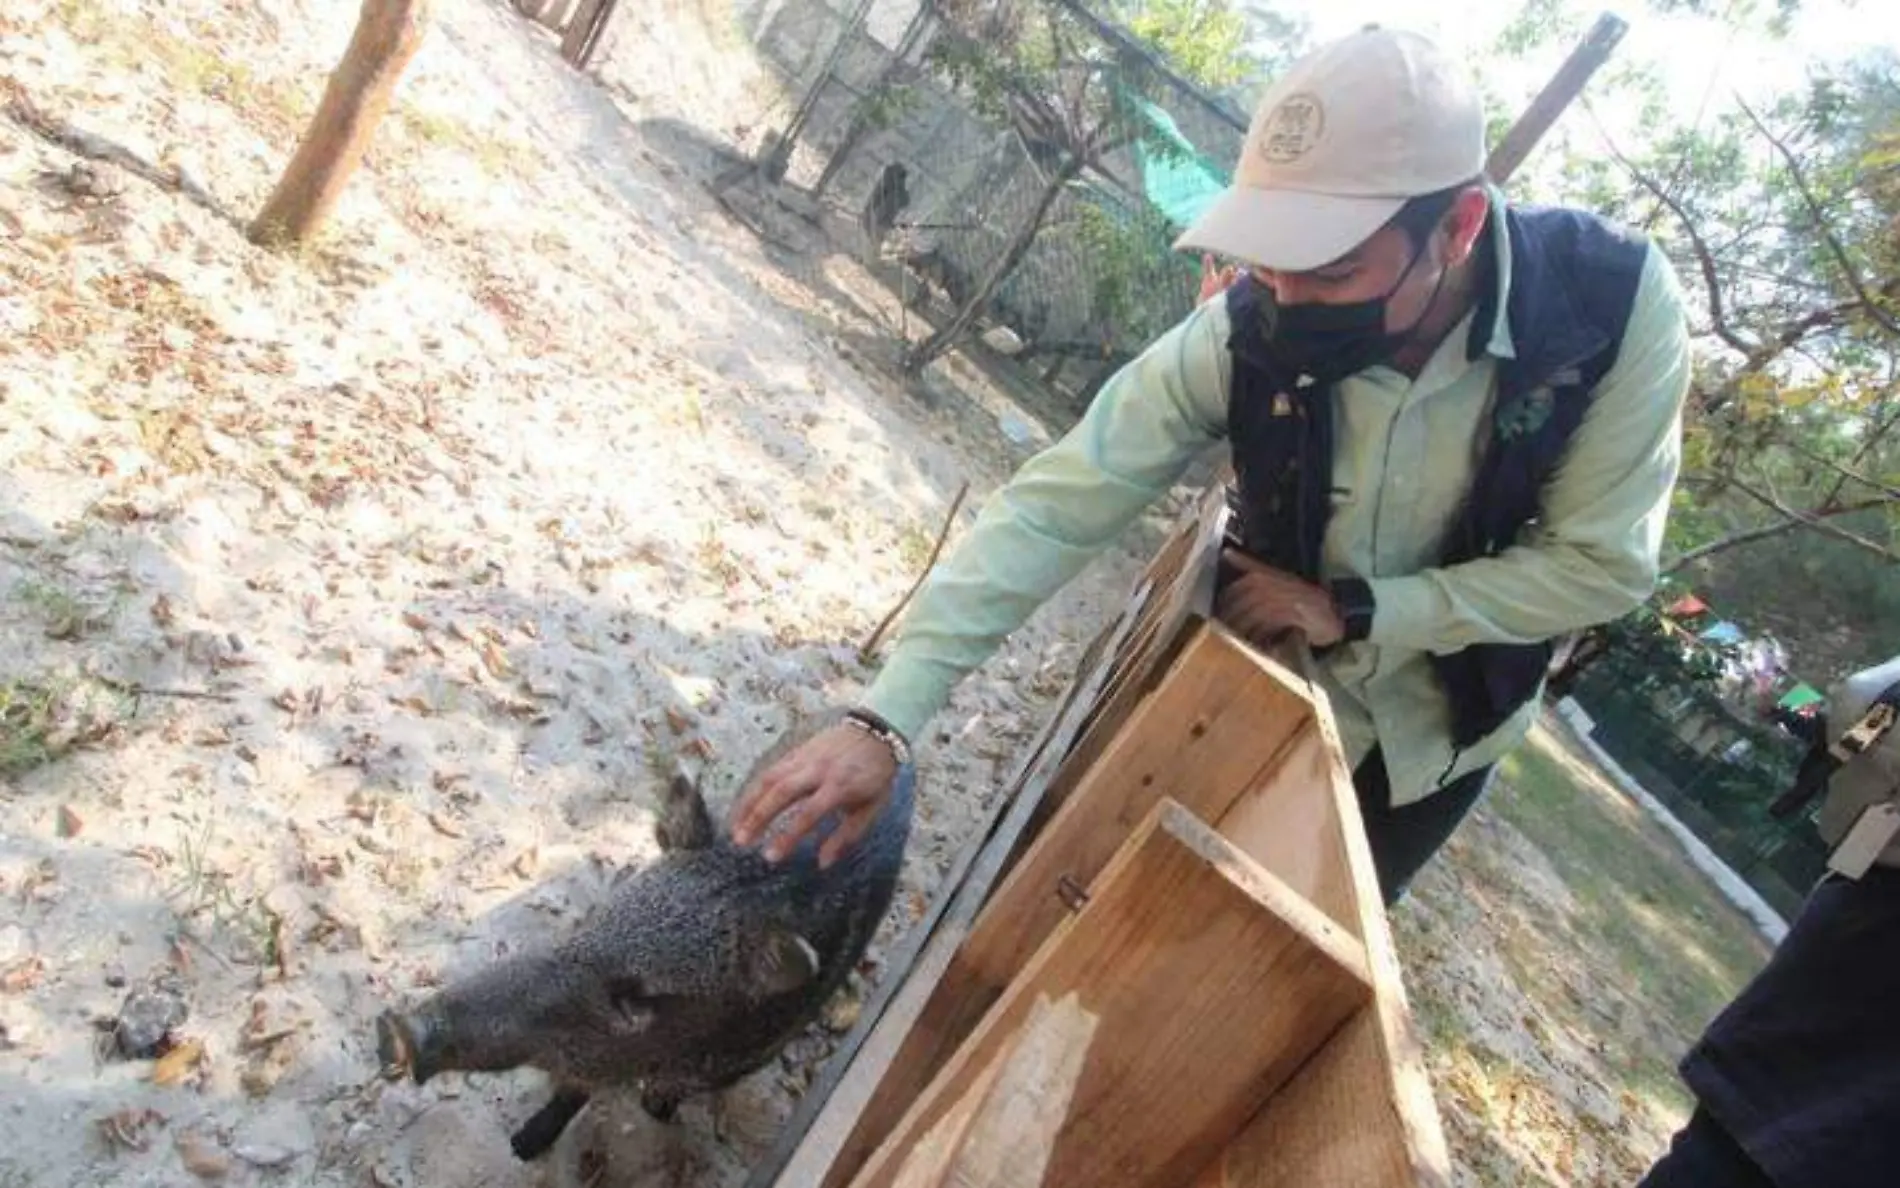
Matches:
[748,488,1450,1188]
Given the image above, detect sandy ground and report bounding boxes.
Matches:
[0,2,1160,1184]
[0,2,1768,1186]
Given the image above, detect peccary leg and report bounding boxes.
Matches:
[509,1088,590,1162]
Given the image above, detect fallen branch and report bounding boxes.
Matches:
[5,95,240,227]
[859,481,971,663]
[92,675,237,705]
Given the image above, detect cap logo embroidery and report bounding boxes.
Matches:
[1259,92,1325,163]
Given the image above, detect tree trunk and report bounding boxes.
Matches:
[248,0,431,248]
[903,158,1079,375]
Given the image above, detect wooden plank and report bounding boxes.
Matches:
[1484,12,1629,185]
[1031,492,1230,826]
[960,626,1313,998]
[1197,652,1453,1188]
[762,585,1149,1188]
[849,800,1372,1188]
[1215,717,1359,936]
[816,626,1312,1188]
[888,992,1098,1188]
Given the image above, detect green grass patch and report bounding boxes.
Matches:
[1483,733,1775,1111]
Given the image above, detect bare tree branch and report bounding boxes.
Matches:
[1725,475,1900,563]
[1735,94,1900,338]
[1581,100,1754,354]
[1665,495,1898,572]
[1818,395,1900,508]
[1778,439,1900,504]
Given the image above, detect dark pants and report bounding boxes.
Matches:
[1643,867,1900,1188]
[1638,1107,1778,1188]
[1352,747,1494,905]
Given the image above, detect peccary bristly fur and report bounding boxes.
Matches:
[374,719,916,1161]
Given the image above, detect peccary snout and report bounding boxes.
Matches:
[375,723,915,1161]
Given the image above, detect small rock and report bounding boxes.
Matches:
[177,1132,230,1180]
[57,805,84,838]
[233,1143,296,1169]
[103,964,127,989]
[114,974,190,1059]
[235,1105,313,1167]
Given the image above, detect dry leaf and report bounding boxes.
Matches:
[176,1132,229,1180]
[151,594,176,628]
[478,638,511,680]
[97,1106,165,1153]
[511,847,538,879]
[447,620,473,643]
[0,956,45,994]
[400,610,429,633]
[392,694,433,716]
[57,804,84,838]
[685,737,715,759]
[426,812,465,839]
[431,770,467,793]
[664,707,692,736]
[150,1037,205,1086]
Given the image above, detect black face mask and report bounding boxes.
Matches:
[1258,238,1448,386]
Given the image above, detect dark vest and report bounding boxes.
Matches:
[1224,203,1650,760]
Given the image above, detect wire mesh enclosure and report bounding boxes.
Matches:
[732,0,1253,400]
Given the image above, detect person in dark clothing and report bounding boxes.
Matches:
[1639,654,1900,1188]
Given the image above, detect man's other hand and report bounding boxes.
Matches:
[730,723,899,869]
[1216,548,1346,649]
[1198,254,1239,307]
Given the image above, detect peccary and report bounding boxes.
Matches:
[374,726,916,1161]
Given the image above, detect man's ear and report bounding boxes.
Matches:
[746,926,820,998]
[1446,186,1490,266]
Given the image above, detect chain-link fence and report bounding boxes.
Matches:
[733,0,1250,400]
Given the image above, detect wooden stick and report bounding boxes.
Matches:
[1484,11,1629,185]
[858,482,970,663]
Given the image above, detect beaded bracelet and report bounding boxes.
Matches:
[843,708,913,767]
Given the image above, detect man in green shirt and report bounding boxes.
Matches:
[733,25,1692,901]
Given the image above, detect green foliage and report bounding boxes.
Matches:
[1113,0,1255,90]
[1067,196,1199,341]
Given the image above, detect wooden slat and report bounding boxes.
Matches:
[1198,652,1454,1188]
[814,625,1310,1186]
[763,586,1150,1188]
[849,800,1372,1188]
[957,625,1313,1000]
[888,992,1099,1188]
[1029,492,1230,828]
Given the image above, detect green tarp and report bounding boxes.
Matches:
[1118,87,1231,230]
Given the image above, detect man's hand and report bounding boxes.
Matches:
[730,723,899,868]
[1216,548,1346,649]
[1197,254,1239,307]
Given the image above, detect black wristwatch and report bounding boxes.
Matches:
[1331,578,1376,643]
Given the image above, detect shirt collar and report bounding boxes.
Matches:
[1463,184,1515,362]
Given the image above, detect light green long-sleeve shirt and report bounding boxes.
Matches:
[863,198,1693,805]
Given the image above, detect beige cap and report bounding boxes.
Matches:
[1175,26,1486,272]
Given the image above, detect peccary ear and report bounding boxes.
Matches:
[655,767,716,853]
[746,926,820,998]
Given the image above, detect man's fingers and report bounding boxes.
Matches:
[763,781,851,863]
[732,761,816,846]
[817,802,881,870]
